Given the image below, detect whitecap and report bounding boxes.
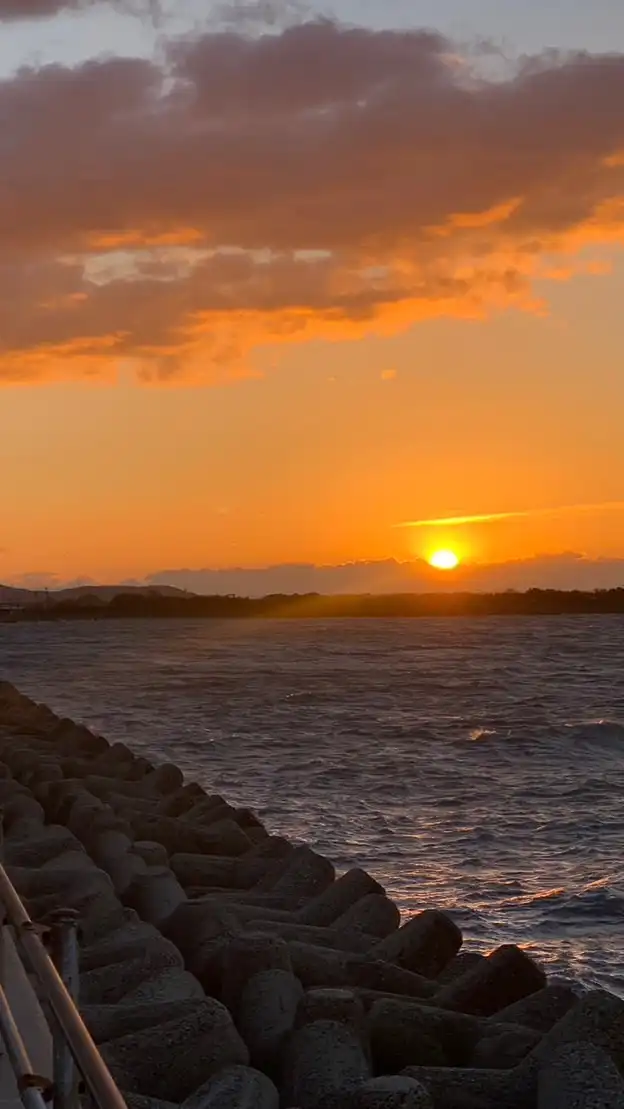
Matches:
[468,727,497,741]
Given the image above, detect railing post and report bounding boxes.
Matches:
[49,909,80,1109]
[0,807,5,987]
[0,861,127,1109]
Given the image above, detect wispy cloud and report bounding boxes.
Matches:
[396,500,624,529]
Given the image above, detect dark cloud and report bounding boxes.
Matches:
[0,0,157,19]
[8,554,624,594]
[0,20,622,379]
[213,0,312,33]
[147,554,624,595]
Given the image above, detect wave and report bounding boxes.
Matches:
[520,881,624,931]
[468,727,498,741]
[565,719,624,748]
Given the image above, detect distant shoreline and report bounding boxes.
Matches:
[4,588,624,622]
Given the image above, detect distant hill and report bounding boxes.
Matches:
[0,586,34,605]
[0,584,194,606]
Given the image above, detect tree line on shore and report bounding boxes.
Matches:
[6,587,624,620]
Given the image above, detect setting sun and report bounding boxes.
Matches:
[429,550,460,571]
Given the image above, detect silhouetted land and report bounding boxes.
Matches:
[5,589,624,621]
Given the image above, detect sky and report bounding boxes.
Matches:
[1,0,624,591]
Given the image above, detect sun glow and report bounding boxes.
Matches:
[428,549,460,570]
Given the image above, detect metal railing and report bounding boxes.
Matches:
[0,830,127,1109]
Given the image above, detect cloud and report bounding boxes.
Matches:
[0,0,157,19]
[213,0,311,33]
[146,553,624,594]
[397,500,624,529]
[8,553,624,594]
[1,21,623,381]
[6,571,62,589]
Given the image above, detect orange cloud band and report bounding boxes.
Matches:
[0,21,623,382]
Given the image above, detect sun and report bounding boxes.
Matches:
[428,549,460,571]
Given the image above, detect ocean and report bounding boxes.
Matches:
[2,615,624,994]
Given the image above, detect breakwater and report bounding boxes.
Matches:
[0,679,621,1109]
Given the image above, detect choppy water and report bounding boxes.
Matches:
[2,616,624,993]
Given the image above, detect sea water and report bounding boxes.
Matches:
[3,615,624,993]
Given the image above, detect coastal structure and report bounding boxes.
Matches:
[0,679,620,1109]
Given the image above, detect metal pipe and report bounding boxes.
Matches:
[0,980,51,1109]
[0,864,127,1109]
[49,909,80,1109]
[0,914,6,988]
[0,811,5,988]
[19,925,127,1109]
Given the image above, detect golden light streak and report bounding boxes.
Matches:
[396,500,624,529]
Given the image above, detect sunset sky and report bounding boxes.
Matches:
[2,0,624,590]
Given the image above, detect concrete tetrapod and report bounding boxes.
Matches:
[435,952,486,986]
[401,1066,521,1109]
[132,841,169,867]
[470,1024,541,1068]
[492,983,579,1033]
[3,824,85,867]
[170,852,283,891]
[259,845,335,903]
[537,1041,624,1108]
[332,894,401,940]
[101,999,250,1102]
[79,914,180,971]
[118,1096,178,1109]
[374,910,462,978]
[81,998,209,1044]
[123,866,188,928]
[80,944,185,1004]
[297,868,384,926]
[296,988,367,1036]
[433,944,547,1017]
[220,934,293,1015]
[280,1018,371,1109]
[237,969,304,1075]
[181,1066,279,1109]
[352,1076,433,1109]
[286,942,437,998]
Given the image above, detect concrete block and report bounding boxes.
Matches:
[280,1019,371,1109]
[182,1065,279,1109]
[352,1076,433,1109]
[434,944,546,1017]
[124,866,187,928]
[297,868,383,926]
[102,998,249,1102]
[332,894,400,940]
[537,1041,624,1108]
[237,969,303,1075]
[374,910,462,979]
[494,983,579,1033]
[221,934,292,1015]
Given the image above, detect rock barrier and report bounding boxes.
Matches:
[0,680,621,1109]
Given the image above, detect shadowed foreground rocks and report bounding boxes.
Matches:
[0,680,620,1109]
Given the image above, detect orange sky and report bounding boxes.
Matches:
[1,2,624,587]
[3,264,624,584]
